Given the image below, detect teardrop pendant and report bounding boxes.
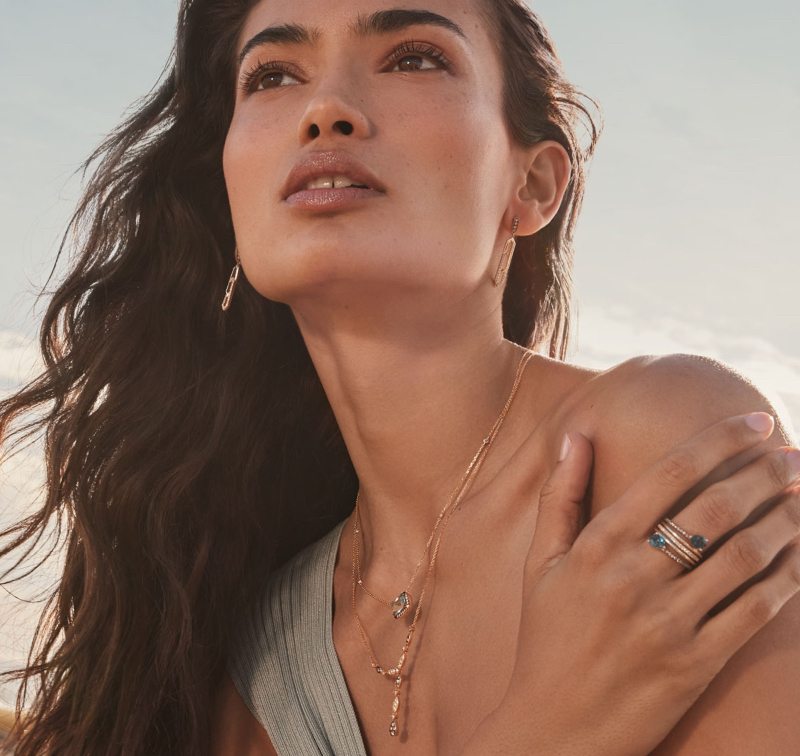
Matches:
[391,591,412,619]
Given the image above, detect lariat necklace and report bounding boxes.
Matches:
[350,347,535,737]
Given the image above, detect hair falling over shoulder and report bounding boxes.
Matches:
[0,1,601,752]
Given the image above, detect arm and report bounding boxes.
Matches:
[587,354,800,755]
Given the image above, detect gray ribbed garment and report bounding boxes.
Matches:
[227,519,368,756]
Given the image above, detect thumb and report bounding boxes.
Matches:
[526,431,594,576]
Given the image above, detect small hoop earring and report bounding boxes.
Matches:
[221,246,241,312]
[492,216,520,288]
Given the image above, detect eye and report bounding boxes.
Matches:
[240,61,301,93]
[238,40,450,95]
[384,40,450,73]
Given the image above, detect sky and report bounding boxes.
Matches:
[1,0,798,706]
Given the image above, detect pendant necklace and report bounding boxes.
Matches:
[353,492,452,619]
[350,347,535,737]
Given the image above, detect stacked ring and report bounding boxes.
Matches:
[648,517,710,571]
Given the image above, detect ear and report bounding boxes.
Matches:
[511,140,572,236]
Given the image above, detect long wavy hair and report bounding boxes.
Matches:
[0,0,601,752]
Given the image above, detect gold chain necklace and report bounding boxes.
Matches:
[354,505,427,618]
[350,347,535,737]
[354,470,463,618]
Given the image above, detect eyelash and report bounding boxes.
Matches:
[239,39,451,94]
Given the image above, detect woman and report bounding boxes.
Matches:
[1,0,798,754]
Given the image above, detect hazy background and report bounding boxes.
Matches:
[1,0,798,707]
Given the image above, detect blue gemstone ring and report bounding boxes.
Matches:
[647,517,710,571]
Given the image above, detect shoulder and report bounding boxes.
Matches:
[592,351,789,413]
[563,353,796,513]
[583,352,792,440]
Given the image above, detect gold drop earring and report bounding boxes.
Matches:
[492,216,520,288]
[221,246,241,311]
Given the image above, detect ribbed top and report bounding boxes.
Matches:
[226,519,367,756]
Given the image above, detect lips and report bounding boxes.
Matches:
[283,151,386,200]
[284,186,384,212]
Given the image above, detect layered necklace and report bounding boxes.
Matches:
[350,347,535,737]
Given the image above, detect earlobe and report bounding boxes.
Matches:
[516,140,572,235]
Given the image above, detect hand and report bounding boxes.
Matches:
[462,412,800,756]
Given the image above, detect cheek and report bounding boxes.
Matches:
[395,83,506,200]
[223,111,282,225]
[223,114,294,299]
[391,88,508,253]
[400,89,489,187]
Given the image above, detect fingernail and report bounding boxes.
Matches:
[745,412,774,434]
[559,433,572,461]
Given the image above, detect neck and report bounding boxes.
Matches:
[292,299,538,593]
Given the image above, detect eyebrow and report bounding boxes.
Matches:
[237,8,468,68]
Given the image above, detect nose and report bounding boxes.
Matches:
[297,91,373,144]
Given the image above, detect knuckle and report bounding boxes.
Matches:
[726,533,770,574]
[691,629,729,680]
[657,448,699,487]
[698,486,736,531]
[599,562,640,600]
[681,638,720,681]
[784,542,800,587]
[670,637,717,689]
[789,556,800,589]
[766,452,790,489]
[783,493,800,532]
[538,479,560,508]
[746,591,780,626]
[641,602,687,643]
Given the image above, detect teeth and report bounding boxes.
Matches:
[303,175,368,190]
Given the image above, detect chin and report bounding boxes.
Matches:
[246,248,368,304]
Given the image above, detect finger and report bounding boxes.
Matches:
[526,432,594,576]
[693,539,800,665]
[641,447,800,576]
[676,486,800,619]
[610,412,776,539]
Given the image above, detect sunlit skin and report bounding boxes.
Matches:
[219,1,800,754]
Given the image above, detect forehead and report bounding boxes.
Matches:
[237,0,493,57]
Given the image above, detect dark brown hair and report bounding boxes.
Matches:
[0,1,600,752]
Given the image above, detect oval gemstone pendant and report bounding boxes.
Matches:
[391,592,412,619]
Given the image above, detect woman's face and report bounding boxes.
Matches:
[224,0,523,310]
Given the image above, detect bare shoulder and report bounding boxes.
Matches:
[566,352,796,508]
[210,670,278,756]
[562,353,800,754]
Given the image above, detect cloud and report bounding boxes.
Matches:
[0,440,54,707]
[0,331,42,392]
[0,333,53,706]
[569,302,800,435]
